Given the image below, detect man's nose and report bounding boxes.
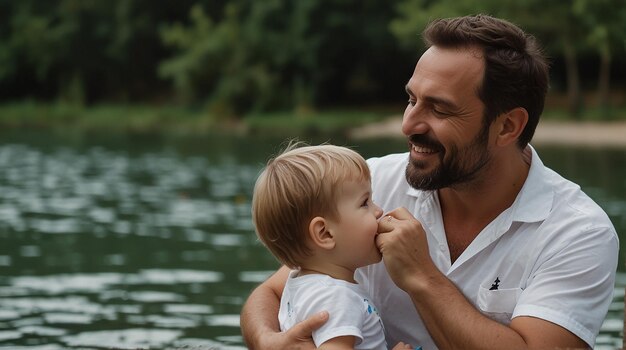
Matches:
[402,103,430,136]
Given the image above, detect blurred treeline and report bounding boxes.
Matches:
[1,0,624,120]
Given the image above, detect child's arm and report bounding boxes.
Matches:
[318,337,414,350]
[317,336,355,349]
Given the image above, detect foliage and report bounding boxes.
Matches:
[159,1,315,117]
[0,0,192,104]
[0,0,624,121]
[390,0,626,117]
[0,101,213,132]
[158,0,410,118]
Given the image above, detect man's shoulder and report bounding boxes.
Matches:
[366,152,408,167]
[541,165,616,235]
[366,152,408,181]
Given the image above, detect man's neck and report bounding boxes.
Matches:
[438,148,531,261]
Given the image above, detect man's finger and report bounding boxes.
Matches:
[386,207,412,220]
[290,311,328,339]
[378,215,395,234]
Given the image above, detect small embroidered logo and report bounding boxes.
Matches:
[489,277,500,291]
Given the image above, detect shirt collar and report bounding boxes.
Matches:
[405,145,553,224]
[510,145,553,223]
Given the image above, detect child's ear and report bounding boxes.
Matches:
[308,216,336,250]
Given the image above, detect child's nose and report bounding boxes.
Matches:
[373,203,383,219]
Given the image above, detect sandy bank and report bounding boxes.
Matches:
[349,117,626,147]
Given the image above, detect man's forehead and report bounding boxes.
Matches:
[411,46,484,89]
[418,46,483,70]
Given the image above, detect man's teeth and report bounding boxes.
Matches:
[412,145,437,153]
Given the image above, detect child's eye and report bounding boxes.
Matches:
[362,198,370,207]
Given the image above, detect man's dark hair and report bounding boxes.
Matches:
[423,14,549,149]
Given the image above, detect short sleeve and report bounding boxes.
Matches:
[513,226,618,347]
[300,286,366,347]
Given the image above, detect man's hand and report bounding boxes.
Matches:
[391,341,415,350]
[255,311,329,350]
[241,266,328,349]
[376,207,437,291]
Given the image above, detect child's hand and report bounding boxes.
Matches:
[391,341,416,350]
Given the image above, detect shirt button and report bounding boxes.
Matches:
[439,244,446,252]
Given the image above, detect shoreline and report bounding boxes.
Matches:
[349,117,626,147]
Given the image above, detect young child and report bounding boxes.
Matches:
[252,142,413,350]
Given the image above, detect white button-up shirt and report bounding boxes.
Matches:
[356,146,618,349]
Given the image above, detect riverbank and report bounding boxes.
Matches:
[1,102,625,146]
[349,117,626,147]
[0,102,388,135]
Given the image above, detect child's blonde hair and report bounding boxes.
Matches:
[252,142,371,268]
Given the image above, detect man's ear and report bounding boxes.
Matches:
[308,216,336,250]
[495,107,528,147]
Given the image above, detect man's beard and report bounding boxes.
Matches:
[405,126,491,191]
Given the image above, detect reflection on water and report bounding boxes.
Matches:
[0,131,624,349]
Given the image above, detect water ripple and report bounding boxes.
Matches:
[0,139,622,349]
[61,328,183,349]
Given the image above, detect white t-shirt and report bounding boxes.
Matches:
[279,270,387,349]
[356,146,618,349]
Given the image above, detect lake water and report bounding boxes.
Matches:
[0,130,624,349]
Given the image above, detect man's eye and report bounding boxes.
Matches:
[433,109,450,116]
[408,99,416,106]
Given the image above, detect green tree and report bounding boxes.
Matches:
[0,1,79,102]
[506,0,589,118]
[0,0,194,104]
[159,1,321,117]
[390,0,593,117]
[573,0,626,118]
[159,0,410,118]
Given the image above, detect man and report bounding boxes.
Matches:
[240,14,618,349]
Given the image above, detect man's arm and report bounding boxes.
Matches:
[240,266,329,349]
[377,208,588,349]
[403,268,587,349]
